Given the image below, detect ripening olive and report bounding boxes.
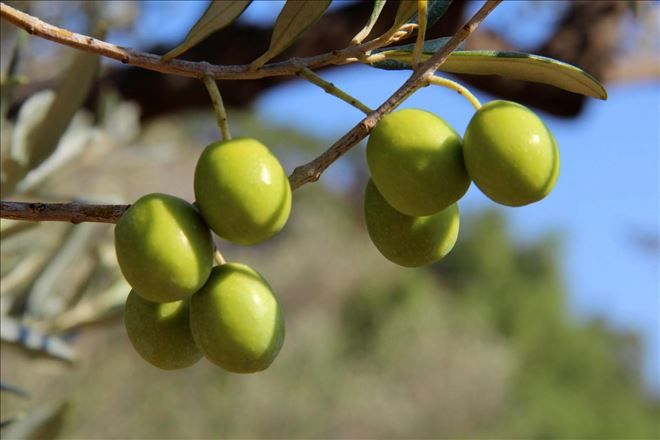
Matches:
[463,100,560,206]
[364,180,460,267]
[124,291,202,370]
[190,263,285,374]
[194,138,292,245]
[114,193,214,303]
[367,109,470,216]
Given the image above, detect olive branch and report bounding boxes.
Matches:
[0,1,502,224]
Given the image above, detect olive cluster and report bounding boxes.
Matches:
[115,138,290,373]
[364,100,560,267]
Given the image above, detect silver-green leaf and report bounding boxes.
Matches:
[408,0,451,28]
[162,0,252,61]
[250,0,332,70]
[371,36,455,70]
[371,48,608,100]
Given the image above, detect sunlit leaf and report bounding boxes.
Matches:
[352,0,387,44]
[370,48,608,99]
[1,224,72,299]
[13,43,100,168]
[2,29,103,196]
[0,29,28,122]
[7,89,55,164]
[162,0,252,61]
[49,278,130,332]
[27,223,100,320]
[250,0,332,70]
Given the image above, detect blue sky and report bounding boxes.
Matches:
[118,1,659,391]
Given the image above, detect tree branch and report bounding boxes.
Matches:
[289,0,502,189]
[0,2,406,81]
[298,66,373,115]
[0,0,502,223]
[0,201,128,224]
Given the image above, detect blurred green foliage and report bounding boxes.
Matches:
[1,104,658,439]
[1,3,658,437]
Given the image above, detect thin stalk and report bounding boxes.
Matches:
[298,66,373,114]
[213,248,227,265]
[413,0,428,67]
[427,75,482,110]
[202,75,231,140]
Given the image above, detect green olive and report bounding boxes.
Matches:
[124,291,202,370]
[190,263,285,374]
[114,193,213,303]
[366,109,470,216]
[364,180,460,267]
[463,100,560,206]
[194,138,292,245]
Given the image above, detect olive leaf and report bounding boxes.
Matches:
[408,0,451,28]
[249,0,332,70]
[352,0,387,44]
[389,0,419,33]
[2,30,103,197]
[0,30,28,122]
[49,278,130,332]
[162,0,252,61]
[27,223,100,320]
[370,37,456,69]
[371,47,608,100]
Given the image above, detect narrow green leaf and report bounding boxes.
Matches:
[250,0,332,70]
[442,51,608,100]
[408,0,451,28]
[352,0,387,44]
[370,37,456,69]
[370,48,608,100]
[392,0,418,30]
[162,0,252,61]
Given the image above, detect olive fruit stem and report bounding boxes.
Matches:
[202,75,232,141]
[298,66,373,115]
[427,75,482,110]
[413,0,428,67]
[213,248,227,266]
